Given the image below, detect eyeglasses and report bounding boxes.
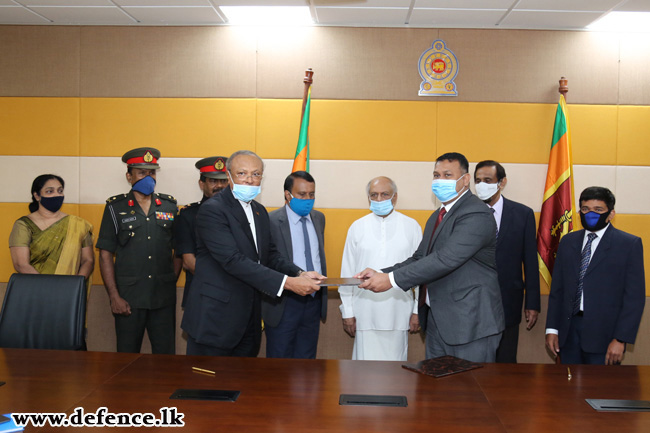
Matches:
[231,171,263,180]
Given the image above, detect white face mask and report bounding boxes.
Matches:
[475,182,499,201]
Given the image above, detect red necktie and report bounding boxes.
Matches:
[419,207,446,307]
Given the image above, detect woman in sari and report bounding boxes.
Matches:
[9,174,94,279]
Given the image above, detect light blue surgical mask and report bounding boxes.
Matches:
[289,193,315,217]
[228,171,262,202]
[369,196,394,216]
[431,174,465,203]
[232,183,261,202]
[132,175,156,196]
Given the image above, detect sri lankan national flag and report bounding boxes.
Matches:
[537,95,574,286]
[292,87,311,173]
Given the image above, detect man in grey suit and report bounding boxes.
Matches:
[262,171,327,359]
[357,152,505,362]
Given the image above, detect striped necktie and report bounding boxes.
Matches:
[573,232,597,315]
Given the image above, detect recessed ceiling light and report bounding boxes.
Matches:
[220,6,313,26]
[587,12,650,32]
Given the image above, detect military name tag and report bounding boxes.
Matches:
[121,216,136,223]
[156,211,174,221]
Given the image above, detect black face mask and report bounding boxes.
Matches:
[40,195,64,213]
[580,210,611,232]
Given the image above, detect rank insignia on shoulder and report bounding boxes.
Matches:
[156,211,174,221]
[107,193,127,203]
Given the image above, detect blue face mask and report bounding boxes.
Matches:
[369,197,394,216]
[289,193,314,217]
[432,174,466,203]
[132,175,156,196]
[232,183,261,202]
[580,210,611,231]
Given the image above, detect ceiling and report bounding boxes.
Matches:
[0,0,649,30]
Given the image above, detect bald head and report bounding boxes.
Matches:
[366,176,397,197]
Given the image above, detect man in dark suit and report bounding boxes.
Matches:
[474,160,540,363]
[546,187,645,365]
[181,150,324,357]
[262,171,327,359]
[358,152,505,362]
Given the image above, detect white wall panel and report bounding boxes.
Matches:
[3,156,648,215]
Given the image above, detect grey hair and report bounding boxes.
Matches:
[365,176,397,196]
[226,150,265,173]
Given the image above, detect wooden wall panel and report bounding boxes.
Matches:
[0,26,80,97]
[618,32,650,105]
[256,26,441,101]
[0,25,649,104]
[439,29,621,104]
[79,26,258,97]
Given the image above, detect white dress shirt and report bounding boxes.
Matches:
[339,211,422,330]
[237,198,287,296]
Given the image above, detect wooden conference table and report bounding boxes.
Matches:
[0,348,649,432]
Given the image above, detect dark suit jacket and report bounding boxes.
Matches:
[496,197,541,328]
[546,225,645,353]
[383,191,505,346]
[261,206,328,327]
[180,187,301,350]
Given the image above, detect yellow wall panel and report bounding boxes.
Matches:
[77,203,107,286]
[256,99,439,162]
[617,106,650,166]
[0,98,79,156]
[568,105,618,165]
[437,102,554,164]
[79,98,258,157]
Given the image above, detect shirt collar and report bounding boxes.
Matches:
[370,209,397,222]
[285,203,311,225]
[489,194,504,214]
[586,223,610,238]
[442,188,470,213]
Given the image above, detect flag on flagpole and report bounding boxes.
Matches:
[537,95,574,286]
[292,87,311,173]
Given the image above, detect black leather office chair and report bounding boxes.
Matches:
[0,273,87,350]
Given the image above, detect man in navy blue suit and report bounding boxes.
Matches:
[262,171,327,359]
[546,187,645,365]
[474,161,540,363]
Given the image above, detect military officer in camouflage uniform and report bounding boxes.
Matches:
[175,156,228,307]
[97,147,180,354]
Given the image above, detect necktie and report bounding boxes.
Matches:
[573,232,597,315]
[490,207,499,239]
[300,217,316,297]
[419,207,447,307]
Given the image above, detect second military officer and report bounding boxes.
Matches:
[175,156,228,307]
[97,147,180,354]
